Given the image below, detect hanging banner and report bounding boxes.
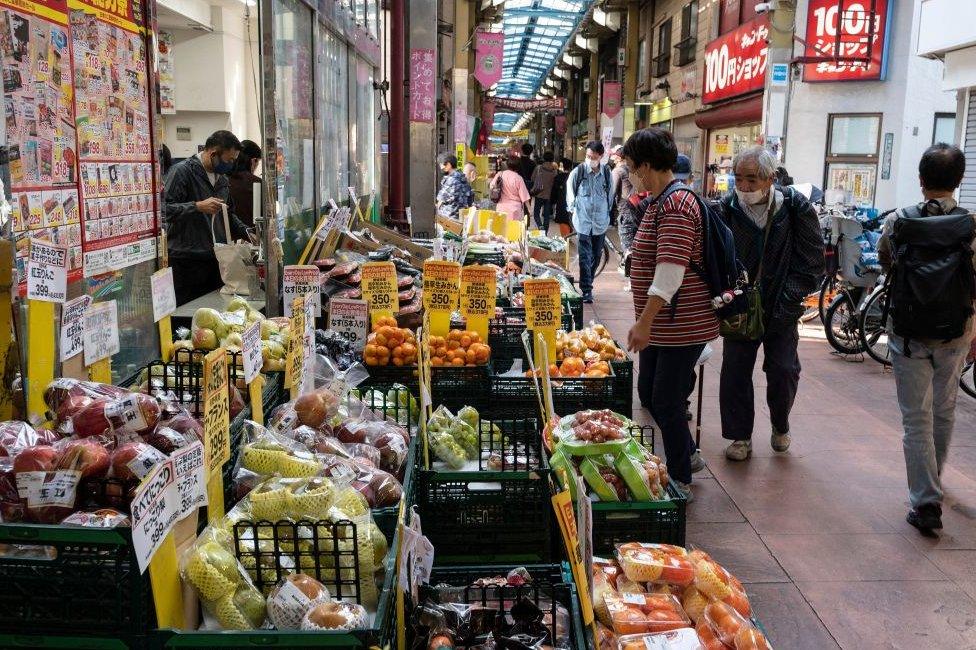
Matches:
[702,16,769,104]
[803,0,891,82]
[409,48,436,123]
[602,81,622,119]
[492,129,529,139]
[493,97,566,112]
[473,30,504,88]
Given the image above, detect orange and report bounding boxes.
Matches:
[460,335,472,349]
[465,349,478,364]
[447,340,460,351]
[392,357,404,366]
[431,357,444,366]
[451,357,464,366]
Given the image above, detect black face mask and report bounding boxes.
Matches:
[211,152,234,175]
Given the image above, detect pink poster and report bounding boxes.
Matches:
[602,81,622,119]
[474,30,504,88]
[409,49,436,123]
[555,115,566,136]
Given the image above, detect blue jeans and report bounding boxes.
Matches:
[577,231,605,296]
[533,199,553,232]
[889,334,970,509]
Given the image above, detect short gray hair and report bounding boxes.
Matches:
[732,146,777,180]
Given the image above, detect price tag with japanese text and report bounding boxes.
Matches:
[150,268,177,322]
[242,321,263,385]
[131,460,179,573]
[423,260,460,337]
[60,295,91,362]
[27,239,67,303]
[524,278,561,365]
[329,298,368,352]
[460,265,496,342]
[202,348,230,474]
[283,265,321,317]
[361,262,399,327]
[83,300,119,367]
[286,297,306,396]
[171,441,208,517]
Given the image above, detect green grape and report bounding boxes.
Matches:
[430,432,466,469]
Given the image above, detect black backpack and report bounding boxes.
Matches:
[654,183,747,320]
[887,201,976,343]
[572,164,612,213]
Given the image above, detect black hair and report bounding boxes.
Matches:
[585,140,604,156]
[233,140,262,174]
[505,155,521,171]
[439,153,458,169]
[919,143,966,192]
[775,166,794,186]
[560,157,573,170]
[543,151,554,163]
[160,144,173,176]
[521,143,534,156]
[621,127,677,172]
[204,130,242,152]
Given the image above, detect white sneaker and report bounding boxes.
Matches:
[689,450,706,473]
[673,480,694,503]
[724,440,752,461]
[771,431,792,452]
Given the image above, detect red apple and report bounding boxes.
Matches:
[56,395,94,424]
[229,385,246,421]
[0,422,54,458]
[163,414,203,440]
[111,442,167,481]
[71,400,113,438]
[13,446,59,473]
[143,426,190,454]
[294,393,328,428]
[107,394,161,436]
[56,439,110,479]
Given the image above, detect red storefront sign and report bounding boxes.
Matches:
[602,81,622,119]
[702,16,769,104]
[803,0,891,82]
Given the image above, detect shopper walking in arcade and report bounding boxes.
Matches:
[623,128,719,502]
[877,143,976,535]
[610,145,634,234]
[530,151,559,232]
[718,146,824,461]
[490,155,531,223]
[435,154,475,219]
[551,157,574,237]
[518,143,537,187]
[163,130,253,306]
[566,141,613,304]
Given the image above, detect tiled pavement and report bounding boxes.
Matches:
[585,268,976,649]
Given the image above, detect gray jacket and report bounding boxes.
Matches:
[163,155,249,260]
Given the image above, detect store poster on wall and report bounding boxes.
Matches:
[157,30,174,114]
[70,0,157,278]
[0,0,83,282]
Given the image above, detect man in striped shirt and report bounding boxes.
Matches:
[623,128,719,503]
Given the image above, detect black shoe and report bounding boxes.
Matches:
[583,294,594,304]
[907,504,943,536]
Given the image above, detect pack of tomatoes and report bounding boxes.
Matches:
[546,410,669,502]
[591,543,772,649]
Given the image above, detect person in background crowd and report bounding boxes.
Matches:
[160,144,173,178]
[227,140,262,228]
[877,143,976,535]
[436,154,474,219]
[491,155,531,222]
[610,144,634,233]
[775,166,794,187]
[552,157,574,237]
[463,161,478,186]
[530,151,559,232]
[519,143,537,188]
[623,128,719,502]
[718,146,824,461]
[164,130,252,306]
[566,141,613,304]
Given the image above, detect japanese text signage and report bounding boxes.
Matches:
[460,265,496,320]
[329,298,368,352]
[410,48,436,123]
[361,262,399,326]
[60,295,91,361]
[241,321,263,385]
[602,82,622,119]
[422,260,461,314]
[493,97,566,113]
[27,239,68,303]
[474,30,504,88]
[82,300,119,366]
[524,278,562,331]
[702,16,769,104]
[202,349,230,474]
[150,268,177,322]
[283,265,321,317]
[803,0,890,82]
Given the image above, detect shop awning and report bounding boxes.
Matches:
[694,93,763,131]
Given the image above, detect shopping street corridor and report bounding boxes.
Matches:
[585,266,976,649]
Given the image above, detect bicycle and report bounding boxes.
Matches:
[962,359,976,399]
[596,228,627,277]
[858,279,891,366]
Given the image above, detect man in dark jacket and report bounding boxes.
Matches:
[164,130,251,305]
[718,146,824,461]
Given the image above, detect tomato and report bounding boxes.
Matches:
[703,602,748,647]
[612,607,649,635]
[696,620,729,650]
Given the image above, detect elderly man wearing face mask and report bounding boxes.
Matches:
[718,146,824,461]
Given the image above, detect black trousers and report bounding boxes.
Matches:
[720,325,801,440]
[638,343,705,484]
[172,257,223,306]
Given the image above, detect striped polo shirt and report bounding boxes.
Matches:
[630,185,719,347]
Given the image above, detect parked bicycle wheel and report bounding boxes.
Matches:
[824,292,865,355]
[595,240,612,277]
[818,275,839,325]
[961,361,976,399]
[859,286,891,366]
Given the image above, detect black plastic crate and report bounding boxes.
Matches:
[362,364,491,412]
[415,417,554,565]
[488,370,616,421]
[487,308,576,373]
[610,351,634,419]
[0,525,154,639]
[463,250,505,267]
[410,563,584,650]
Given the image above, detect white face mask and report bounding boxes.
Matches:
[735,188,769,206]
[588,158,600,170]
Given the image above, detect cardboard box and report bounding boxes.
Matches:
[528,244,569,269]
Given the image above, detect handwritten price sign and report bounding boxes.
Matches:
[460,265,497,319]
[524,278,562,330]
[83,301,120,366]
[361,262,399,326]
[423,260,461,314]
[60,295,92,362]
[202,349,230,474]
[27,239,68,303]
[329,298,368,352]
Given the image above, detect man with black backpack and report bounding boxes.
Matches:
[878,143,976,536]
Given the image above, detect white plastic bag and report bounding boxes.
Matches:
[213,204,253,295]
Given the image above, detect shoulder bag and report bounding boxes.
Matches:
[719,201,775,341]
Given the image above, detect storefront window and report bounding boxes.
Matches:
[826,114,881,205]
[705,123,761,198]
[828,114,881,156]
[316,26,350,210]
[933,112,956,145]
[351,56,377,202]
[273,0,315,265]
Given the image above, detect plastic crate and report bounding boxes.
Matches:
[487,308,576,373]
[488,369,616,421]
[0,635,142,649]
[415,418,554,565]
[0,525,154,639]
[584,425,687,553]
[463,250,505,267]
[409,563,585,650]
[610,350,634,419]
[362,364,491,412]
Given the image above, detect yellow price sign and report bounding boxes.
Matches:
[422,260,460,313]
[524,278,562,330]
[460,265,496,342]
[361,262,399,327]
[203,349,230,474]
[286,296,306,398]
